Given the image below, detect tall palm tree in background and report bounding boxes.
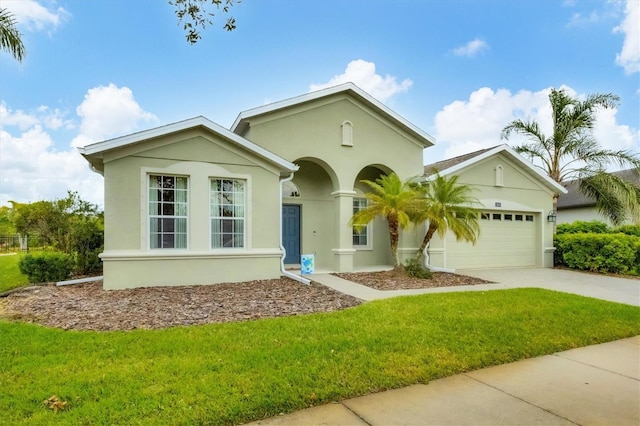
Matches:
[350,173,422,269]
[414,172,481,261]
[0,8,26,62]
[501,88,640,226]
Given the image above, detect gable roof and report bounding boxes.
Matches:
[78,116,298,175]
[424,146,495,174]
[424,144,567,194]
[231,82,435,148]
[557,168,640,209]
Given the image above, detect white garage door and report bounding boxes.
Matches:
[445,211,538,269]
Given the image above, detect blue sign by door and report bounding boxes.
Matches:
[282,205,301,264]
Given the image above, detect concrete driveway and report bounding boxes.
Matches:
[459,267,640,307]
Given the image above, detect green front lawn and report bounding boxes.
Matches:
[0,254,29,293]
[2,288,639,425]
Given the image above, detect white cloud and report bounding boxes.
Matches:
[0,123,102,207]
[1,0,70,32]
[433,86,639,171]
[1,84,157,206]
[451,39,489,57]
[309,59,413,103]
[614,0,640,74]
[71,83,157,148]
[567,10,602,27]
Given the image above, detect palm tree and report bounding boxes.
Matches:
[349,173,422,269]
[414,172,481,260]
[501,88,640,225]
[0,8,26,62]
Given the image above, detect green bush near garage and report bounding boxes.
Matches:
[555,232,640,275]
[556,220,611,235]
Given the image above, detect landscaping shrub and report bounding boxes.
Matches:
[69,217,103,275]
[556,220,610,235]
[18,252,73,283]
[555,233,639,274]
[404,258,433,279]
[72,249,102,276]
[614,224,640,237]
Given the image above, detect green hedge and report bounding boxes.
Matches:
[556,220,610,235]
[555,233,640,274]
[18,252,73,283]
[615,224,640,237]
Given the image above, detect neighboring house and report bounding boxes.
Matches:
[556,169,640,225]
[80,84,566,289]
[423,145,566,270]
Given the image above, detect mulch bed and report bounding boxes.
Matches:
[0,271,493,331]
[334,270,493,291]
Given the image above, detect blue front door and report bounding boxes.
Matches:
[282,204,301,264]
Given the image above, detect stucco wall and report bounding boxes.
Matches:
[240,94,427,272]
[243,95,426,189]
[100,131,284,289]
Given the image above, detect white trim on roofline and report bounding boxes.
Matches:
[78,116,298,173]
[231,82,436,147]
[427,144,567,194]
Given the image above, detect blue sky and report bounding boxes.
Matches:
[1,0,638,207]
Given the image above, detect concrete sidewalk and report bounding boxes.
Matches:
[246,336,640,425]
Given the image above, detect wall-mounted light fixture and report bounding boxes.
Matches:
[547,210,557,223]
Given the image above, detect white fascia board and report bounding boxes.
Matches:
[231,82,436,147]
[78,116,298,173]
[431,144,567,194]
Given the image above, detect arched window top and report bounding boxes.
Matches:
[282,180,301,198]
[495,165,504,187]
[341,121,353,147]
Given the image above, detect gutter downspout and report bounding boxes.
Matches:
[280,173,311,285]
[422,242,456,273]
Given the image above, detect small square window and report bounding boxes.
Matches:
[526,215,534,222]
[492,213,502,220]
[515,214,523,221]
[481,213,490,220]
[504,214,513,221]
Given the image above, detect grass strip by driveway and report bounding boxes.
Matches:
[1,288,639,425]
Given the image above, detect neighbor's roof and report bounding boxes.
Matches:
[557,168,640,209]
[423,144,567,194]
[231,82,435,148]
[78,116,298,175]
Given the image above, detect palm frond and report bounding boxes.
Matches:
[579,171,640,226]
[0,8,26,62]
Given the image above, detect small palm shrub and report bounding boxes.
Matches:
[404,258,433,279]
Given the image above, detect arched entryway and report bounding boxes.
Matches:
[282,158,338,270]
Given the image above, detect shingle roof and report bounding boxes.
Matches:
[423,146,497,175]
[422,144,567,195]
[557,168,640,209]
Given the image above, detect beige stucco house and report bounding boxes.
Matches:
[80,83,565,289]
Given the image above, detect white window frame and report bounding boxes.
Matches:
[352,197,372,250]
[148,174,188,249]
[210,178,247,249]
